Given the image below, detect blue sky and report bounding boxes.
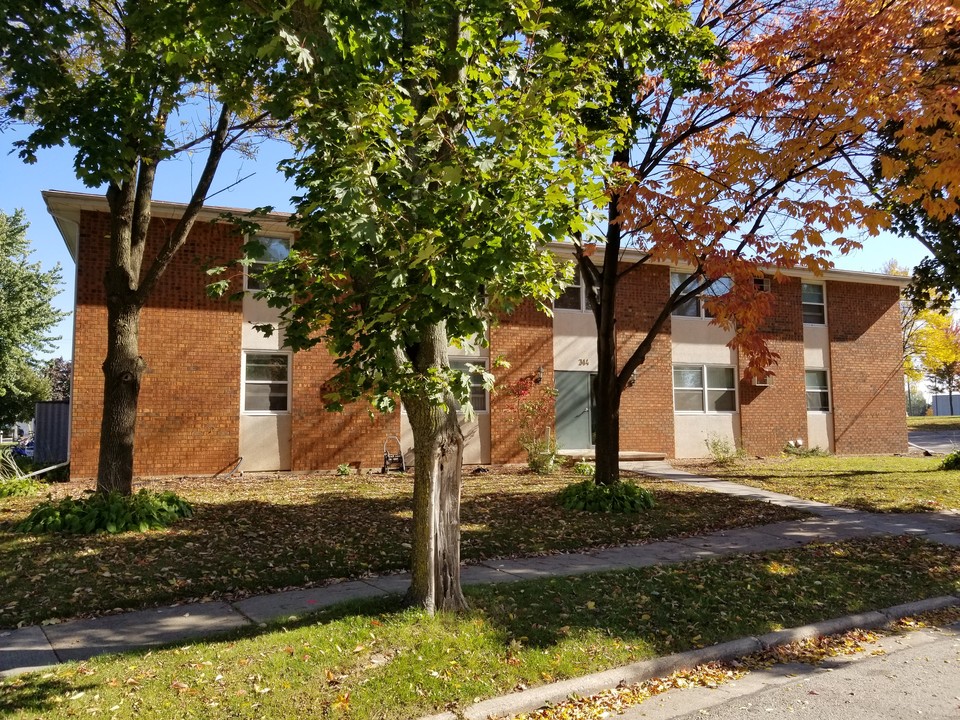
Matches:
[0,125,934,361]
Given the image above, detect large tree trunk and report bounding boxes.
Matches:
[593,328,621,485]
[590,145,630,486]
[97,296,145,494]
[401,322,468,613]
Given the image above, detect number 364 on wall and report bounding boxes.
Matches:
[578,358,590,367]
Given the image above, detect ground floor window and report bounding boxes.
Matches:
[450,358,488,413]
[242,352,291,413]
[805,369,830,411]
[673,365,737,412]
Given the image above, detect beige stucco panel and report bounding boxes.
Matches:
[671,318,737,365]
[242,295,285,350]
[554,311,598,372]
[803,325,830,368]
[240,413,291,472]
[806,412,834,452]
[400,412,490,466]
[674,413,741,458]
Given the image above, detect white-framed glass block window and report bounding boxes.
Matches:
[243,352,291,413]
[450,358,488,412]
[801,283,826,325]
[246,236,291,291]
[673,365,737,412]
[555,267,584,311]
[805,369,830,411]
[670,272,733,318]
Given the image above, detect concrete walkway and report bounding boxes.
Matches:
[3,462,960,678]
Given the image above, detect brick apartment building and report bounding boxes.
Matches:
[45,190,909,479]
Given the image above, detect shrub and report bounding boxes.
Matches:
[0,476,45,498]
[336,463,352,476]
[557,480,655,513]
[572,460,595,477]
[704,434,744,466]
[941,450,960,471]
[526,436,560,475]
[783,442,829,458]
[16,489,193,535]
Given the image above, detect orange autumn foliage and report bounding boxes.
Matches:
[614,0,958,378]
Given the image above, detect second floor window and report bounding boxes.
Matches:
[801,283,826,325]
[670,272,733,318]
[246,236,291,291]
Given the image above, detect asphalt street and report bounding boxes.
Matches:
[620,623,960,720]
[909,430,960,455]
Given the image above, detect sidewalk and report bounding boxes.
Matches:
[3,461,960,678]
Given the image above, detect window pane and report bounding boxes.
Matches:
[805,370,828,390]
[673,366,703,389]
[703,277,733,297]
[706,366,736,389]
[469,387,487,412]
[805,370,829,411]
[801,283,824,304]
[245,382,289,412]
[256,236,290,263]
[802,305,826,324]
[674,389,704,412]
[708,389,736,412]
[672,298,700,317]
[806,391,830,412]
[246,354,289,382]
[555,268,582,310]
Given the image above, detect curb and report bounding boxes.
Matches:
[420,595,960,720]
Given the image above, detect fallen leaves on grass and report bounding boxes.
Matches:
[0,470,807,628]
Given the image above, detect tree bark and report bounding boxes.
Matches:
[591,145,630,486]
[401,322,468,613]
[97,297,144,494]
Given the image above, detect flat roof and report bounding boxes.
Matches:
[43,189,909,287]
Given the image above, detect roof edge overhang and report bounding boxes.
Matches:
[41,190,909,288]
[42,189,295,262]
[545,241,911,288]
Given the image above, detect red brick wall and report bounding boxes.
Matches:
[290,344,399,469]
[72,210,244,479]
[616,264,675,457]
[489,299,555,463]
[827,281,907,454]
[737,276,808,456]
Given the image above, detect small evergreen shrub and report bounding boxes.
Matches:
[558,480,655,513]
[16,489,193,535]
[941,450,960,471]
[0,476,45,498]
[336,463,352,476]
[572,461,595,477]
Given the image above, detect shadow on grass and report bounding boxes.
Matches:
[0,676,95,715]
[0,483,804,629]
[5,537,957,719]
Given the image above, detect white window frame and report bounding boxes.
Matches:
[673,364,738,414]
[554,267,589,313]
[450,357,489,414]
[804,368,831,412]
[670,272,733,319]
[801,282,827,326]
[244,235,292,292]
[241,351,292,414]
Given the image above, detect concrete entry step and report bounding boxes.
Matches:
[557,449,666,461]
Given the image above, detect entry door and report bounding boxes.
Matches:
[555,371,597,449]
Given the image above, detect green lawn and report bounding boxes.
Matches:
[0,470,806,628]
[1,536,956,720]
[907,415,960,431]
[686,455,959,513]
